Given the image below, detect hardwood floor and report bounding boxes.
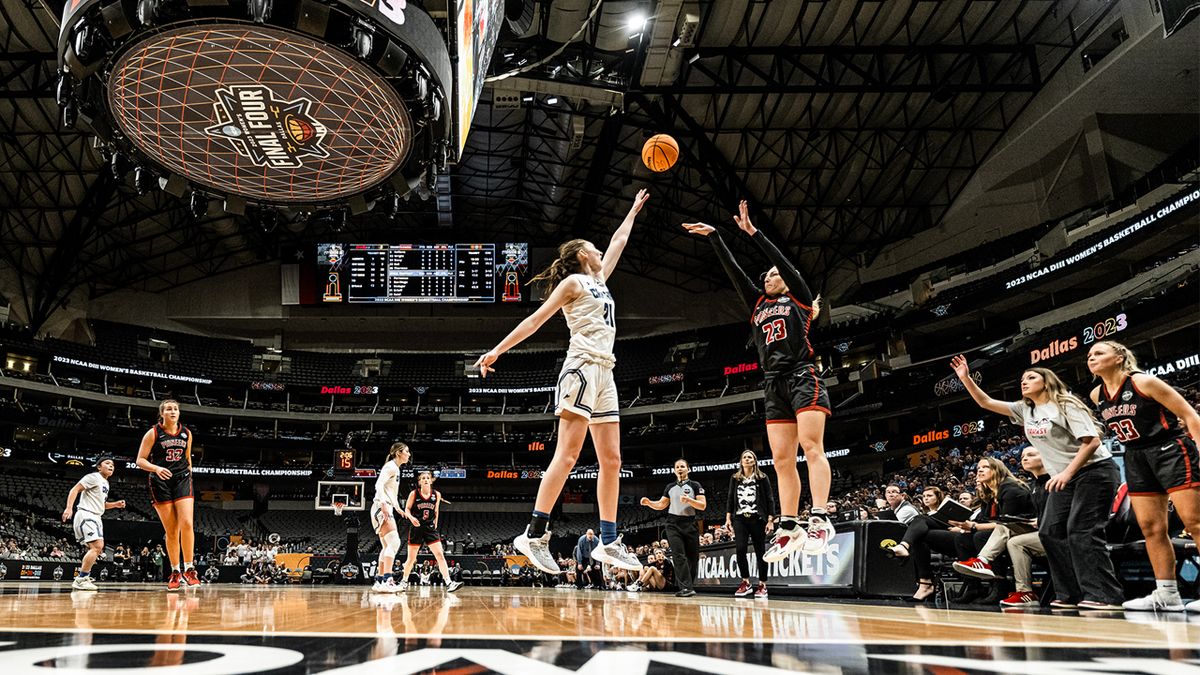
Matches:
[0,582,1197,673]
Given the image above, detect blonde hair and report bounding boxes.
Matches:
[388,441,410,464]
[975,456,1021,504]
[529,239,589,297]
[157,399,180,425]
[812,294,822,320]
[1024,367,1101,434]
[1096,340,1141,374]
[732,449,766,480]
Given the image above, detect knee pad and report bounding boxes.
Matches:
[382,531,401,558]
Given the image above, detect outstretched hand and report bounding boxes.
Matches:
[474,350,499,378]
[629,188,650,214]
[681,222,716,237]
[950,354,971,381]
[733,200,757,236]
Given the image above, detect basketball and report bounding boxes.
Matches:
[285,115,316,144]
[641,134,679,172]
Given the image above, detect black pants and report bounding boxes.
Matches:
[905,515,986,580]
[1039,459,1123,604]
[666,518,700,591]
[732,515,769,582]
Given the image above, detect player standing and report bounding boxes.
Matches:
[475,189,650,575]
[398,472,463,592]
[682,201,836,560]
[370,442,418,593]
[1088,341,1200,612]
[62,456,125,591]
[136,400,197,591]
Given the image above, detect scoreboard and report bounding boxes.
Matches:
[316,242,529,303]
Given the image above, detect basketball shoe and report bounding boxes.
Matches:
[591,535,642,571]
[71,576,97,592]
[515,526,561,574]
[166,571,182,592]
[1122,589,1184,612]
[762,521,805,563]
[802,516,836,556]
[183,569,201,586]
[446,580,463,593]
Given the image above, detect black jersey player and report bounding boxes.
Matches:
[1089,340,1200,612]
[135,399,197,591]
[682,200,835,560]
[398,472,462,592]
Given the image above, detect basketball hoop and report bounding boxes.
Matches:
[333,501,346,517]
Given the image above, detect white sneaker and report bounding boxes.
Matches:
[72,577,97,591]
[762,522,805,563]
[1122,589,1184,612]
[802,516,836,556]
[1186,598,1200,613]
[396,580,408,593]
[514,527,561,574]
[445,580,463,593]
[371,580,390,593]
[591,535,643,571]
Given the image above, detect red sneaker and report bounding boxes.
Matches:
[1000,591,1039,607]
[167,571,182,592]
[733,580,753,598]
[754,582,768,599]
[951,557,995,579]
[183,569,200,587]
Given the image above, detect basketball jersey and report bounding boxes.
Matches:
[150,424,190,473]
[411,489,439,527]
[749,293,815,375]
[373,459,401,509]
[562,273,616,367]
[77,472,109,515]
[1096,375,1181,448]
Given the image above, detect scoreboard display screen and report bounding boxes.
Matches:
[317,243,529,303]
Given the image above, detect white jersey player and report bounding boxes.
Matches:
[62,457,125,591]
[474,189,650,576]
[370,442,418,593]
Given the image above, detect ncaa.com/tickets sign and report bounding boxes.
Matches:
[696,531,854,589]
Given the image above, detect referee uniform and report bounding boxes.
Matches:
[663,478,704,593]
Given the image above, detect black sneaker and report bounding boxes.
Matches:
[674,588,696,597]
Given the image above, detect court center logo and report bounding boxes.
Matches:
[204,85,329,169]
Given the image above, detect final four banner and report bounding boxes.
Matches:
[695,531,855,590]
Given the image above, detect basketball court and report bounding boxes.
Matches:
[1,583,1198,673]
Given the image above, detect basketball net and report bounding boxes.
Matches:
[333,501,345,517]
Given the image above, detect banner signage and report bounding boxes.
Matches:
[1145,353,1200,378]
[1005,185,1199,290]
[467,386,554,394]
[912,419,985,446]
[250,382,286,391]
[723,362,759,377]
[933,371,981,397]
[51,355,213,385]
[697,531,854,589]
[1029,312,1128,364]
[320,385,379,395]
[648,372,684,385]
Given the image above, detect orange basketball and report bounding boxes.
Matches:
[642,134,679,172]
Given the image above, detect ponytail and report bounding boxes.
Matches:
[530,239,589,297]
[812,294,822,320]
[1096,340,1141,374]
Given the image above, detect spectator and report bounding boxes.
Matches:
[884,485,920,524]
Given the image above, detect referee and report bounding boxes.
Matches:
[642,458,706,597]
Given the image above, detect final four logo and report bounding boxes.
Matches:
[204,86,329,169]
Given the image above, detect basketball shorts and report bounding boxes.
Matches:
[555,356,619,423]
[73,510,103,545]
[408,525,441,546]
[148,469,193,505]
[764,366,831,423]
[1125,437,1200,495]
[370,501,391,533]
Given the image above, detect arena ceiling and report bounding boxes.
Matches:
[0,0,1121,331]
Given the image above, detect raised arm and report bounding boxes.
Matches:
[950,355,1014,416]
[734,201,814,304]
[474,276,582,377]
[681,223,760,309]
[600,189,649,280]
